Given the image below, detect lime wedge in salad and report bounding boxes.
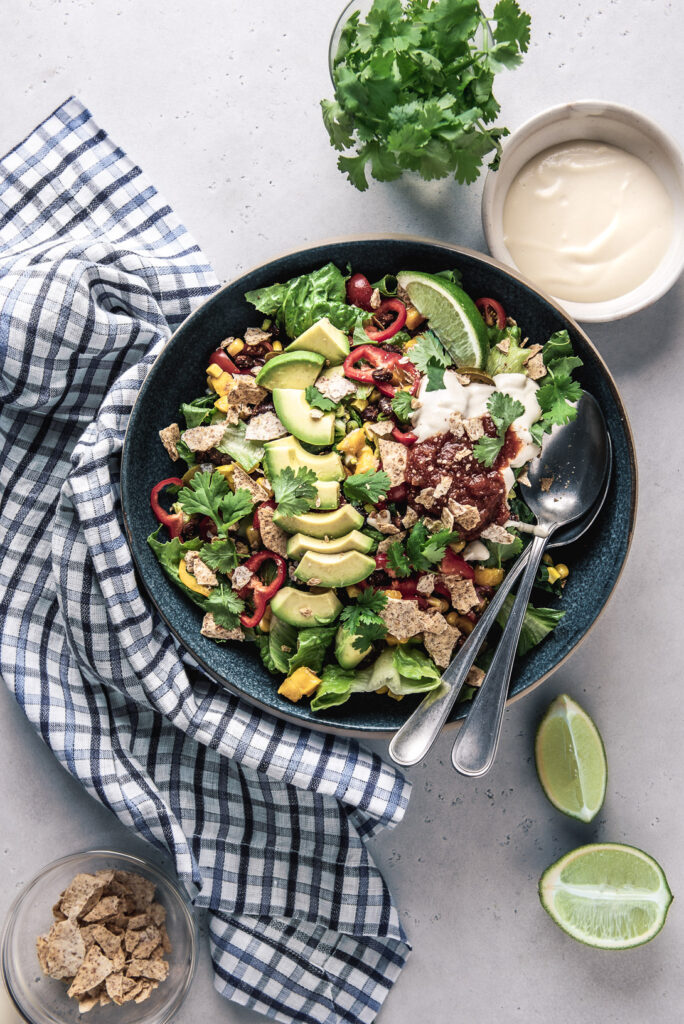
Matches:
[539,843,673,949]
[396,270,488,369]
[535,694,607,822]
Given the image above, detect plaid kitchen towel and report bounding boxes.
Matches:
[0,98,411,1024]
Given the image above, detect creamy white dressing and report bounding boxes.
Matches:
[503,141,673,303]
[462,540,490,561]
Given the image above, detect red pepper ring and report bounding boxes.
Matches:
[391,427,417,446]
[150,478,185,539]
[364,298,407,342]
[475,297,506,329]
[237,549,287,628]
[343,345,420,398]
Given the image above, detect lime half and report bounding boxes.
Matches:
[396,270,488,369]
[535,694,607,822]
[539,843,673,949]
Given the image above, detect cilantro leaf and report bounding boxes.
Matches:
[220,488,255,529]
[272,466,318,517]
[339,587,388,651]
[473,391,524,466]
[305,385,339,412]
[177,472,231,535]
[386,540,412,577]
[408,330,450,373]
[200,539,239,575]
[536,374,583,427]
[352,619,388,652]
[425,359,446,392]
[391,389,413,424]
[472,435,504,468]
[343,469,391,505]
[422,529,460,564]
[204,585,245,630]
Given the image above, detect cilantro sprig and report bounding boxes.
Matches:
[204,585,245,630]
[343,469,391,506]
[305,386,339,412]
[391,389,413,424]
[200,539,239,575]
[339,587,388,652]
[323,0,531,191]
[386,523,460,576]
[177,473,254,537]
[271,467,318,517]
[529,330,584,445]
[473,391,524,467]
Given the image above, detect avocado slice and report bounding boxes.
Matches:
[263,435,343,482]
[286,317,350,365]
[272,389,335,446]
[286,529,373,560]
[274,504,364,538]
[335,625,372,669]
[313,480,340,510]
[270,586,342,628]
[255,351,325,391]
[295,550,376,587]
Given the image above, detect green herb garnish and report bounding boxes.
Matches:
[200,539,239,575]
[177,473,254,537]
[407,330,450,374]
[343,469,391,505]
[204,585,245,630]
[473,391,524,467]
[271,466,318,517]
[305,386,339,412]
[391,389,414,424]
[339,587,389,652]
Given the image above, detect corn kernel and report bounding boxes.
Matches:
[547,566,561,584]
[215,463,235,485]
[206,363,223,379]
[346,585,362,598]
[278,666,321,702]
[246,525,260,548]
[555,563,569,580]
[337,427,366,456]
[272,340,283,352]
[375,685,389,695]
[474,567,505,587]
[449,540,466,553]
[386,635,399,646]
[258,607,272,633]
[256,476,273,495]
[387,691,405,701]
[384,590,403,600]
[405,305,426,331]
[355,446,378,475]
[427,597,449,613]
[213,371,234,397]
[543,553,553,566]
[226,338,244,356]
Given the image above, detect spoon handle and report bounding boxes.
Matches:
[388,545,532,767]
[451,532,551,777]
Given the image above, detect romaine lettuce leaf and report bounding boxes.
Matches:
[245,262,367,339]
[485,326,529,376]
[216,421,264,472]
[147,529,205,607]
[496,594,565,656]
[287,626,337,675]
[179,394,216,429]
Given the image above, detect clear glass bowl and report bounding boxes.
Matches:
[328,1,371,84]
[1,850,198,1024]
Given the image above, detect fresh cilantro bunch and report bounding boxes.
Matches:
[272,467,318,517]
[473,391,524,467]
[177,472,254,537]
[323,0,531,191]
[339,587,389,652]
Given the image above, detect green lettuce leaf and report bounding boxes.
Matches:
[245,262,367,339]
[485,326,529,376]
[287,626,337,675]
[179,394,216,429]
[496,594,565,655]
[216,421,265,472]
[147,529,205,607]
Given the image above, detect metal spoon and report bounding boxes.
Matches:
[388,394,610,770]
[451,392,609,777]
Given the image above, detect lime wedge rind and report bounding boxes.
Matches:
[535,694,607,823]
[396,270,488,369]
[539,843,673,950]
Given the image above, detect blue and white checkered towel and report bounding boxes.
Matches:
[0,98,411,1024]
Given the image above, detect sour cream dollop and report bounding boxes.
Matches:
[410,371,543,492]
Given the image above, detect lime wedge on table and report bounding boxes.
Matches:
[539,843,673,949]
[535,693,607,822]
[396,270,488,369]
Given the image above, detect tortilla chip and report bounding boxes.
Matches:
[58,873,106,920]
[82,895,120,923]
[232,464,270,504]
[42,918,86,980]
[439,576,479,613]
[245,410,287,441]
[424,624,461,668]
[378,439,408,488]
[131,925,162,960]
[257,504,289,556]
[89,924,122,960]
[181,421,228,453]
[159,423,181,461]
[200,612,244,642]
[479,524,515,545]
[448,501,480,531]
[127,957,169,981]
[67,945,114,997]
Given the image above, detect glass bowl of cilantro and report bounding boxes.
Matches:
[323,0,531,191]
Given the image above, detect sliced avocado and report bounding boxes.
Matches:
[272,389,335,446]
[286,529,373,560]
[286,317,350,365]
[268,613,297,673]
[294,550,376,587]
[274,504,364,538]
[313,480,340,510]
[270,586,342,628]
[263,435,343,482]
[335,625,372,669]
[255,351,325,391]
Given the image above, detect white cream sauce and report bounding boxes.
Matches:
[503,141,673,303]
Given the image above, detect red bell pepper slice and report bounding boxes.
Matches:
[475,297,506,329]
[343,345,419,398]
[364,299,407,342]
[237,549,287,628]
[391,427,417,445]
[150,478,184,539]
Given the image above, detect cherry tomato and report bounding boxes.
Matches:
[475,297,506,329]
[346,273,374,311]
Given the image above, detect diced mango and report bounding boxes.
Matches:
[278,667,322,702]
[355,446,378,474]
[337,427,366,456]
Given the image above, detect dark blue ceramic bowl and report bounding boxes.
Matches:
[121,238,636,737]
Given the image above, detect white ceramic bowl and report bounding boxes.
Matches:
[481,100,684,322]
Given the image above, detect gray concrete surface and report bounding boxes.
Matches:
[1,2,683,1022]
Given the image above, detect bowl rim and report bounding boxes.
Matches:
[481,99,684,323]
[1,848,198,1024]
[121,233,638,739]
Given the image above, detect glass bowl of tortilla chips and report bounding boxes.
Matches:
[1,849,198,1024]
